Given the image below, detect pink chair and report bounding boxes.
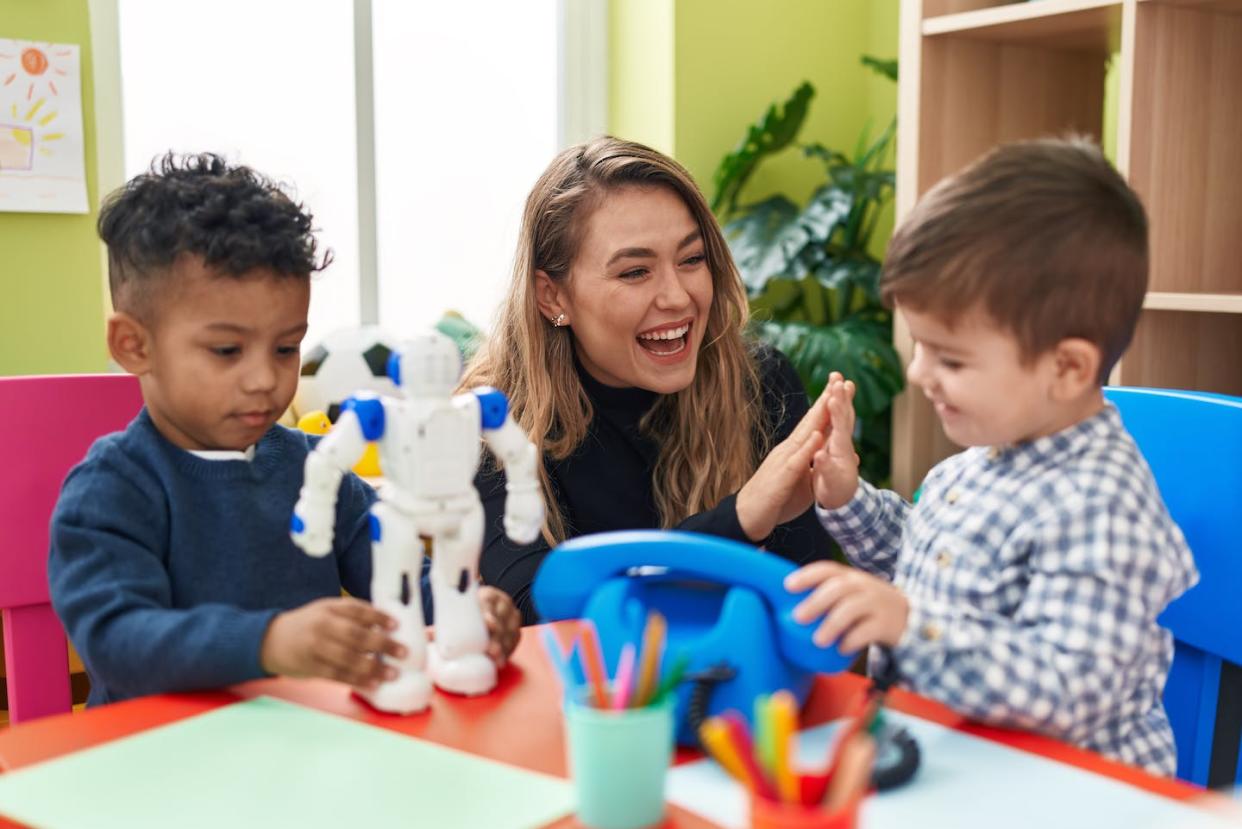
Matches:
[0,374,142,724]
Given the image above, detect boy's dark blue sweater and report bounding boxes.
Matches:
[48,409,425,705]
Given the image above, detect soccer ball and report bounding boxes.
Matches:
[294,325,400,422]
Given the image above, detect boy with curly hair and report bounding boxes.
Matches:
[49,154,520,705]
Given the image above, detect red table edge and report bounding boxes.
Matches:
[0,623,1226,814]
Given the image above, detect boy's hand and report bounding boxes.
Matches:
[811,372,861,511]
[736,388,831,542]
[479,586,521,668]
[785,561,909,653]
[260,597,406,690]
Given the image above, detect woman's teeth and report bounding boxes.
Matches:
[637,323,690,355]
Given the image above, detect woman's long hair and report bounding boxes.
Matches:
[460,136,765,542]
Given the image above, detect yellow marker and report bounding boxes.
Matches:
[698,717,752,790]
[770,690,800,803]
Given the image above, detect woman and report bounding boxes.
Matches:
[462,136,836,624]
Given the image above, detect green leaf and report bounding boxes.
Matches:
[750,317,904,422]
[724,196,804,292]
[861,55,898,82]
[711,82,815,218]
[812,258,882,305]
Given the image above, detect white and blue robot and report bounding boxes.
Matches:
[290,331,544,714]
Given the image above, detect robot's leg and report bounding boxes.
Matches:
[428,500,496,696]
[356,501,433,714]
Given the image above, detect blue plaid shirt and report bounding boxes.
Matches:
[816,404,1198,775]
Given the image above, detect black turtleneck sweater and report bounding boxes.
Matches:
[476,346,835,624]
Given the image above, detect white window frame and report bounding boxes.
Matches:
[88,0,608,330]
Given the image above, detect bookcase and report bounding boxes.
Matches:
[891,0,1242,496]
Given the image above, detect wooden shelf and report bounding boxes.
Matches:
[1144,292,1242,313]
[923,0,1123,52]
[1120,310,1242,396]
[1139,0,1242,14]
[894,0,1240,494]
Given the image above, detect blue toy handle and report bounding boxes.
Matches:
[533,530,852,674]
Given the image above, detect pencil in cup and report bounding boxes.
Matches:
[698,694,875,829]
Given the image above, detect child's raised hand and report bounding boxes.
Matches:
[812,372,861,511]
[478,586,522,668]
[785,561,909,653]
[260,597,406,690]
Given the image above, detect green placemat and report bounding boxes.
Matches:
[0,696,573,829]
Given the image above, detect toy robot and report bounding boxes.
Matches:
[290,331,544,713]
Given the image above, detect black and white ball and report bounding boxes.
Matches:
[294,325,400,422]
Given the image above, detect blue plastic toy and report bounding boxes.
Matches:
[533,530,852,746]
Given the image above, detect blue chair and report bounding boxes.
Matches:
[1105,387,1242,787]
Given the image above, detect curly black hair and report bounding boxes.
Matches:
[98,152,332,316]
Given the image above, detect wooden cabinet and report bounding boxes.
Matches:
[893,0,1242,495]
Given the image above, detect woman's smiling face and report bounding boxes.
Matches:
[548,184,714,393]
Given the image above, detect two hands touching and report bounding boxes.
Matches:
[743,371,910,655]
[259,585,523,692]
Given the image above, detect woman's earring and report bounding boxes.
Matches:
[553,313,568,328]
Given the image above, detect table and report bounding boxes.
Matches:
[0,623,1227,828]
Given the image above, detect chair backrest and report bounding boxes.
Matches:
[0,374,143,724]
[1105,387,1242,787]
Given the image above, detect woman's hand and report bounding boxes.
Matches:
[735,386,831,543]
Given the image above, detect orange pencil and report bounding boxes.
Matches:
[632,610,667,706]
[577,621,609,708]
[822,731,875,813]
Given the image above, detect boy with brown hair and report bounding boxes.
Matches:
[787,137,1198,774]
[48,153,520,706]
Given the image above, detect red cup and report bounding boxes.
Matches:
[748,793,862,829]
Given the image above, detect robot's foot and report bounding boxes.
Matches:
[355,670,434,715]
[430,650,497,697]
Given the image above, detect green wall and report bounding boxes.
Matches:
[0,0,108,376]
[610,0,899,240]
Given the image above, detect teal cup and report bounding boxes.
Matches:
[564,687,675,829]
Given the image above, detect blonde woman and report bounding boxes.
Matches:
[462,137,836,623]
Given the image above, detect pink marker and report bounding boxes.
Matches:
[611,643,638,709]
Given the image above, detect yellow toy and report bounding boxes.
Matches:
[296,411,382,478]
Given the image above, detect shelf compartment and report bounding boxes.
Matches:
[1128,1,1242,294]
[1119,309,1242,395]
[924,0,1123,53]
[916,37,1108,193]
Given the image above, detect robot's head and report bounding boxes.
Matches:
[387,331,462,397]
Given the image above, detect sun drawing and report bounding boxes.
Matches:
[0,98,64,171]
[0,43,72,101]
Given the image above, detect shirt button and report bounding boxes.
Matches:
[987,446,1002,461]
[920,622,942,642]
[937,550,952,569]
[945,488,960,504]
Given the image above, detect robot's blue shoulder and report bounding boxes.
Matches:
[472,386,509,430]
[341,394,386,441]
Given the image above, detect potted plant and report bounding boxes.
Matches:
[711,58,903,485]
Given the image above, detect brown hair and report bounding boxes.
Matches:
[460,136,764,542]
[881,136,1147,382]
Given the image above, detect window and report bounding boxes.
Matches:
[118,0,360,344]
[115,0,597,347]
[371,0,558,335]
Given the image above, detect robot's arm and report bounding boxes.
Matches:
[476,387,544,545]
[291,395,385,557]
